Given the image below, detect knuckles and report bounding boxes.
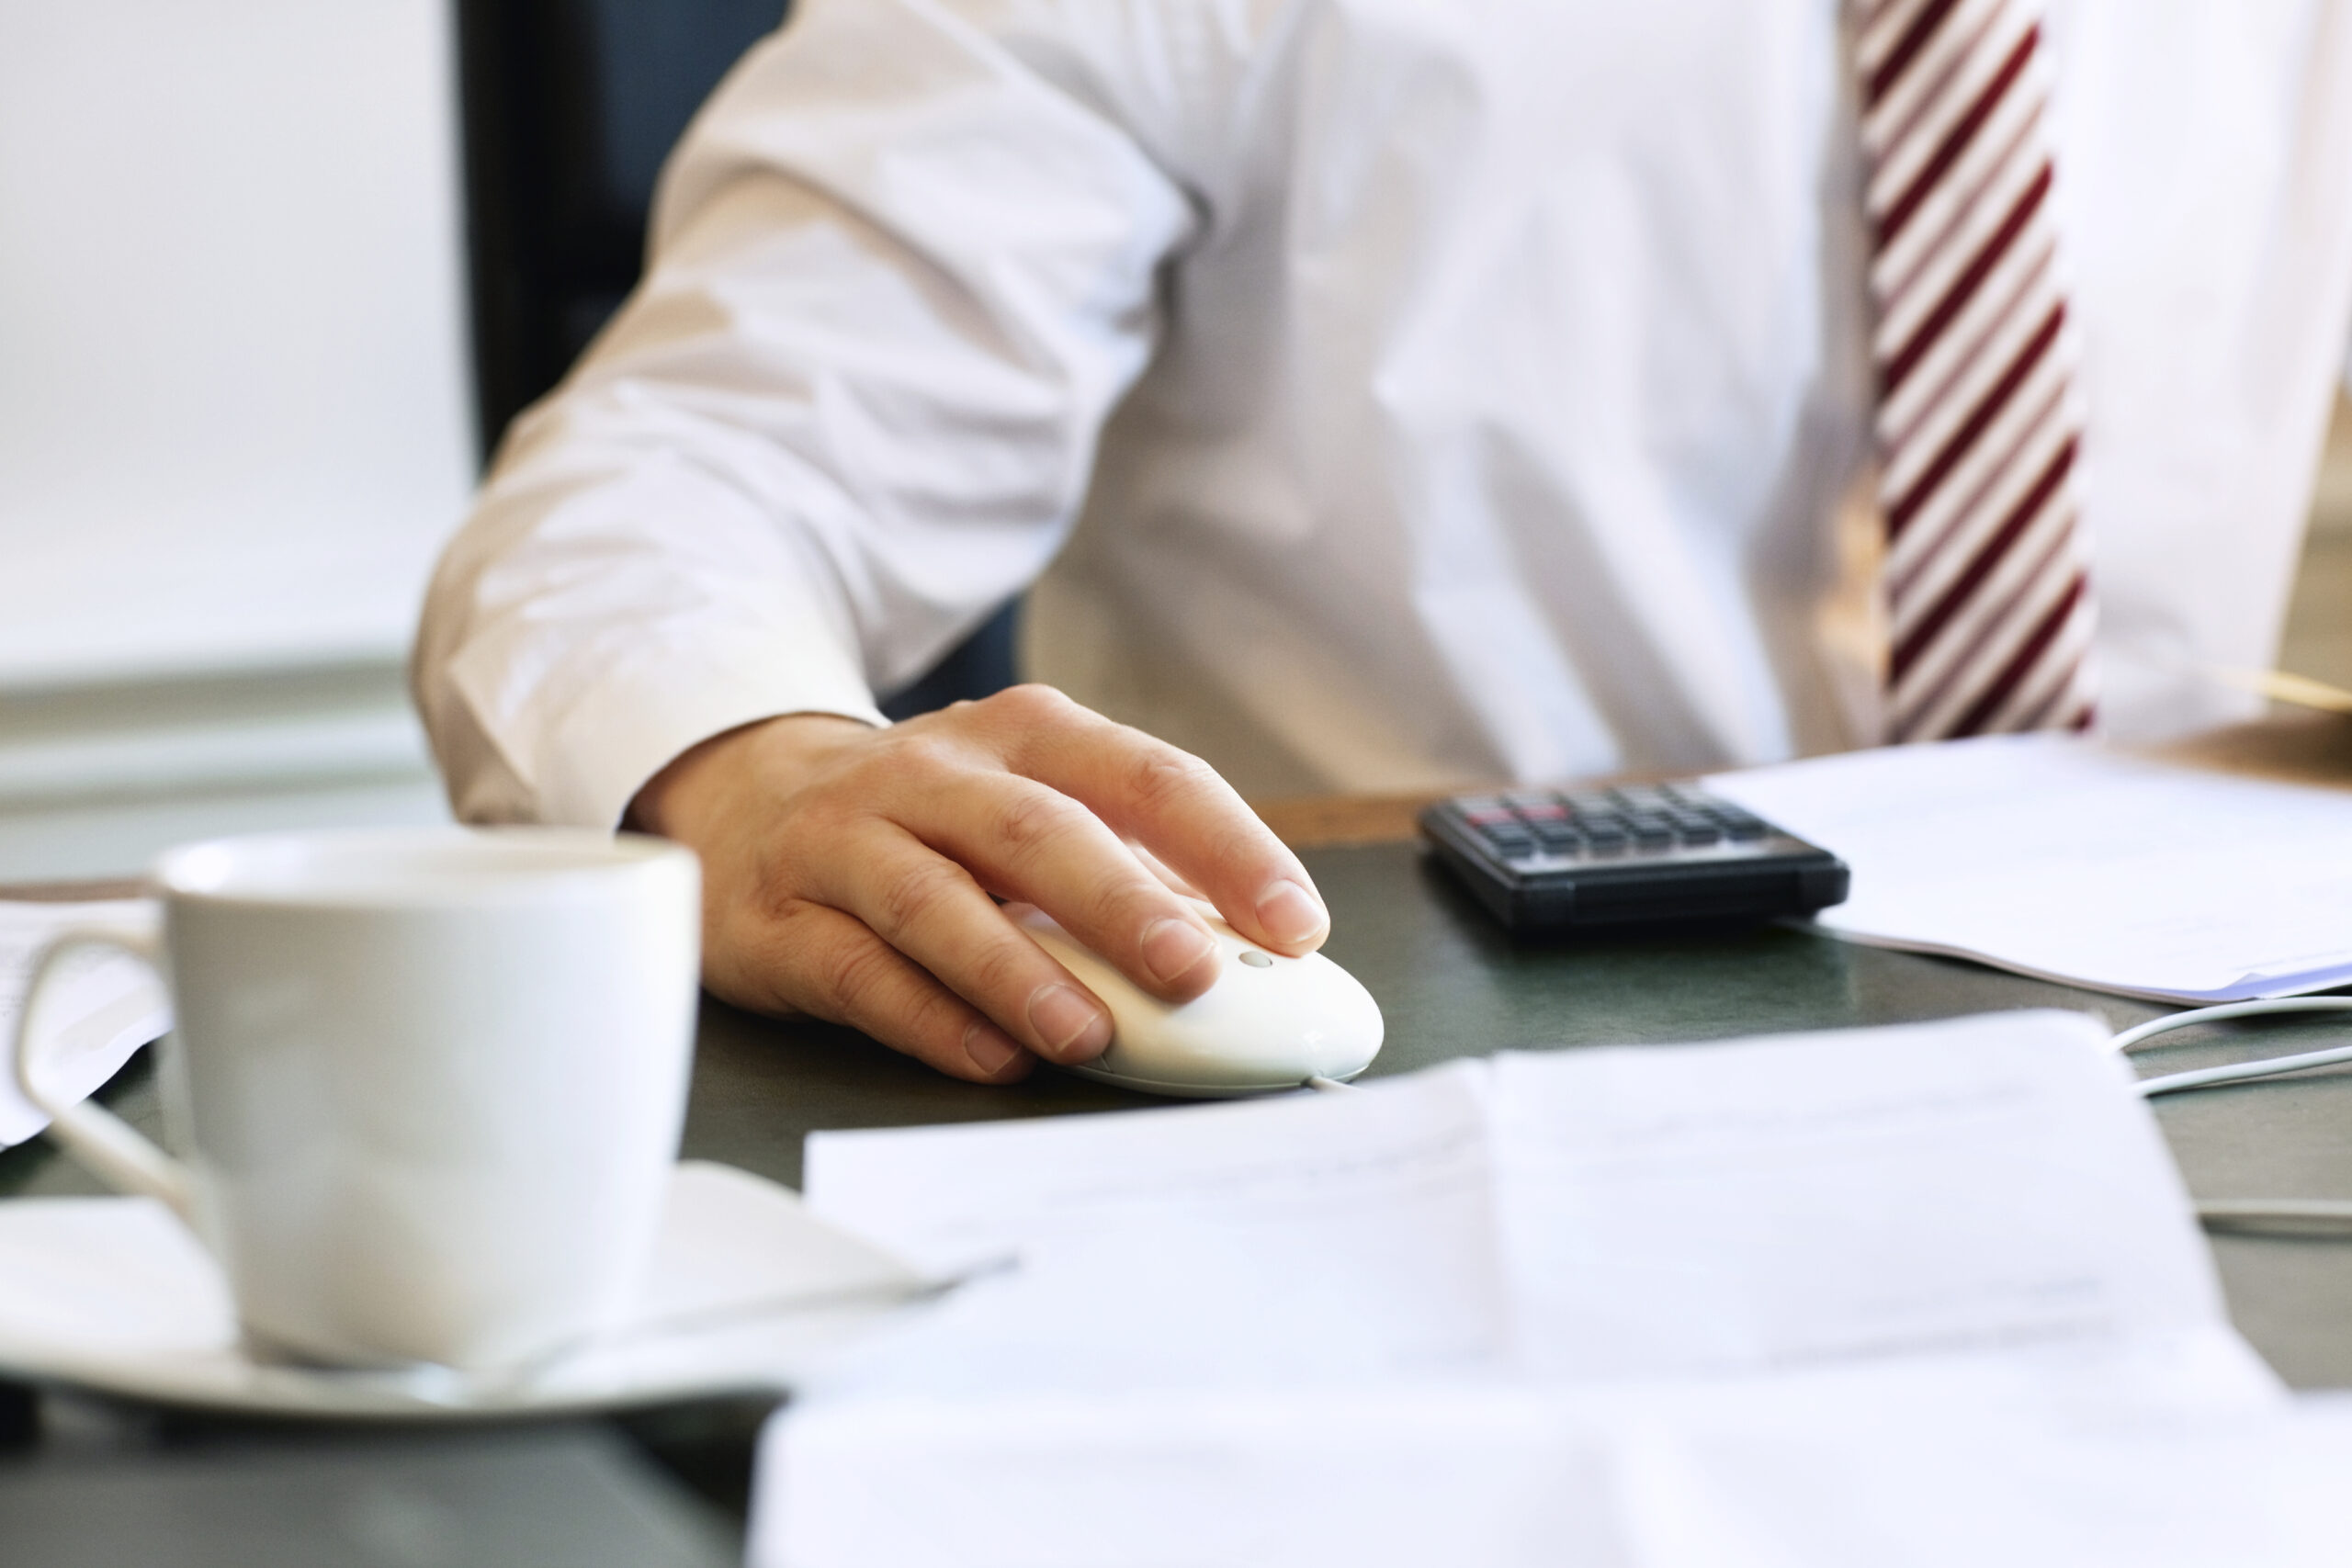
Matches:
[989,784,1082,863]
[872,855,974,935]
[957,930,1045,1009]
[1076,878,1174,955]
[974,682,1076,728]
[806,921,906,1019]
[869,728,963,780]
[1122,744,1218,816]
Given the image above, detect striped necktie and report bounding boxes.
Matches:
[1857,0,2098,741]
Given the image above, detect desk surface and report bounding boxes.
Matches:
[8,832,2352,1384]
[6,738,2352,1551]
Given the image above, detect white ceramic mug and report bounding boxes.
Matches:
[9,827,701,1371]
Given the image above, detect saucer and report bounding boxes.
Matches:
[0,1161,944,1419]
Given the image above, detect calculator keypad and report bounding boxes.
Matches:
[1450,784,1768,863]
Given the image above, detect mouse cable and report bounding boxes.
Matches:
[2195,1199,2352,1235]
[2111,997,2352,1099]
[1303,1076,1363,1094]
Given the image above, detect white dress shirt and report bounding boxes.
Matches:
[415,0,2352,825]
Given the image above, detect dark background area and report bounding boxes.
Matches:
[456,0,789,457]
[454,0,1017,716]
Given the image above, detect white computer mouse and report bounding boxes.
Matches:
[1012,903,1384,1098]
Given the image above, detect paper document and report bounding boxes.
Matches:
[1486,1022,2222,1380]
[806,1061,1509,1392]
[1707,735,2352,1001]
[772,1010,2306,1566]
[803,1011,2239,1395]
[760,1382,2352,1568]
[0,900,168,1146]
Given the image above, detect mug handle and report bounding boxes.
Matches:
[10,922,193,1222]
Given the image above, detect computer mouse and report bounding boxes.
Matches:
[1012,903,1384,1098]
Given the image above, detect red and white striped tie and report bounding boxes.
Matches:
[1857,0,2098,741]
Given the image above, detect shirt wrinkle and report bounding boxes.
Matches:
[416,0,2352,823]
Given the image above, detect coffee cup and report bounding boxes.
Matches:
[9,826,701,1371]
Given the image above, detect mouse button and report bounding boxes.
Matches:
[1237,950,1273,968]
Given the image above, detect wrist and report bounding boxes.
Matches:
[628,712,875,840]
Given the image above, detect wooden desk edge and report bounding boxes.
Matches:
[1251,710,2352,852]
[0,878,152,903]
[1252,792,1449,852]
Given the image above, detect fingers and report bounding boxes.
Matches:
[712,898,1036,1086]
[1127,840,1203,898]
[802,824,1132,1060]
[902,770,1226,1003]
[638,692,1329,1095]
[989,689,1329,956]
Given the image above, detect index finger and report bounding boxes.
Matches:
[998,693,1329,955]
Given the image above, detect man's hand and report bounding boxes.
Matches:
[628,686,1331,1084]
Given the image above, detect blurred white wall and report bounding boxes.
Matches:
[0,0,470,878]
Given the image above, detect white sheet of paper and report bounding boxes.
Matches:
[1705,735,2352,1001]
[1600,1386,2352,1568]
[1489,1012,2225,1381]
[761,1383,1628,1568]
[805,1062,1511,1393]
[0,899,168,1146]
[801,1011,2249,1403]
[758,1374,2352,1568]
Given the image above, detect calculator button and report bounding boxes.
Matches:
[1479,827,1536,857]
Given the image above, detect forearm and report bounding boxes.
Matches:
[415,6,1197,826]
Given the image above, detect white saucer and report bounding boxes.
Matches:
[0,1161,945,1419]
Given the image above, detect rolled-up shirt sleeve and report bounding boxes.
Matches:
[413,0,1203,826]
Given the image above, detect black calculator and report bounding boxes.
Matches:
[1419,781,1849,934]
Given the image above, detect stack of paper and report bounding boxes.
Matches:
[1706,735,2352,1001]
[0,899,168,1145]
[750,1011,2339,1565]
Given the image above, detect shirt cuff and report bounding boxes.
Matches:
[511,623,888,829]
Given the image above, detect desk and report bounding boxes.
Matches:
[6,749,2352,1556]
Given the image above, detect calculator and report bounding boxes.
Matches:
[1418,781,1849,934]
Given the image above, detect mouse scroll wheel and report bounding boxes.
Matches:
[1237,950,1273,968]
